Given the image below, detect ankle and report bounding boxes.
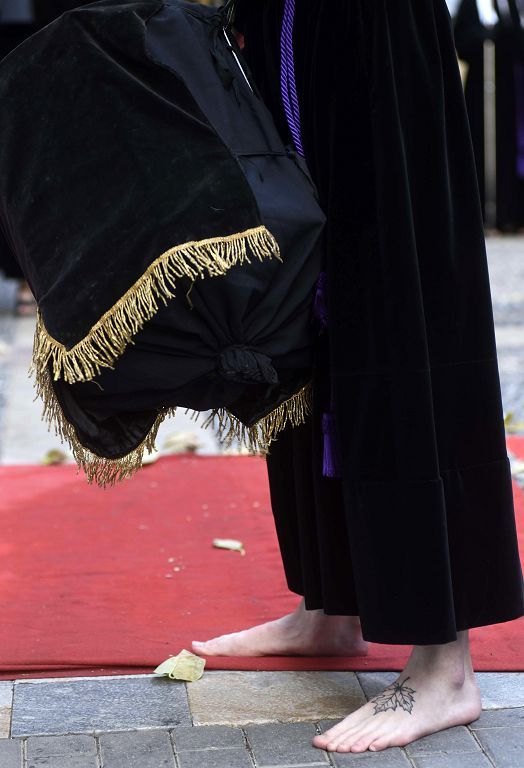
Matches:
[408,633,473,689]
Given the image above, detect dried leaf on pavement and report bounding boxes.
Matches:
[153,649,206,681]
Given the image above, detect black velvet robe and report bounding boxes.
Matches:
[236,0,524,644]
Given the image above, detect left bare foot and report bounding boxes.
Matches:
[313,631,482,753]
[192,598,368,657]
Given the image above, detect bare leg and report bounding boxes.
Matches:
[313,630,481,753]
[192,597,368,657]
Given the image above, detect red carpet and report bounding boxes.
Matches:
[0,439,523,680]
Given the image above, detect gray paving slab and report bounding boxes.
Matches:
[475,725,524,768]
[176,746,254,768]
[98,730,175,767]
[0,681,13,738]
[11,677,191,737]
[245,722,330,766]
[411,752,493,768]
[172,724,246,751]
[0,708,11,739]
[405,725,481,756]
[0,682,13,709]
[470,708,524,729]
[0,738,22,768]
[26,734,98,768]
[330,749,412,767]
[476,674,524,710]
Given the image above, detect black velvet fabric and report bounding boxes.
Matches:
[0,2,86,279]
[0,0,326,459]
[1,1,258,345]
[236,0,524,644]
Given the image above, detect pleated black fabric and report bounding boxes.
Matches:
[236,0,524,645]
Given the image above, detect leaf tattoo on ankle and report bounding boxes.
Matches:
[371,677,416,715]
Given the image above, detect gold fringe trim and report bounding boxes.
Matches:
[33,365,312,487]
[194,381,313,455]
[34,365,177,486]
[32,225,281,385]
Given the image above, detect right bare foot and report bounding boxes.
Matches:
[192,598,368,657]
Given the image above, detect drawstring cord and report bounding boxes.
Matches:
[280,0,342,478]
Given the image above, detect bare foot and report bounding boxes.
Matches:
[313,631,481,753]
[192,598,368,657]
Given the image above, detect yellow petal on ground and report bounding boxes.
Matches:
[42,449,68,465]
[153,649,206,682]
[212,538,246,556]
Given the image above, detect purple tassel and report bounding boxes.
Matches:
[313,270,328,330]
[322,412,342,478]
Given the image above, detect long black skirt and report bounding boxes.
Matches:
[238,0,524,645]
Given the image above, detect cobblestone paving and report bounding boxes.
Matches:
[0,705,522,766]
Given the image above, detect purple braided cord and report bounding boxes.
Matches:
[280,0,305,156]
[279,0,341,477]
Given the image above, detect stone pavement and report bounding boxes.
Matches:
[0,235,523,767]
[0,672,523,767]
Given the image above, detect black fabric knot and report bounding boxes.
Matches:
[217,347,279,385]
